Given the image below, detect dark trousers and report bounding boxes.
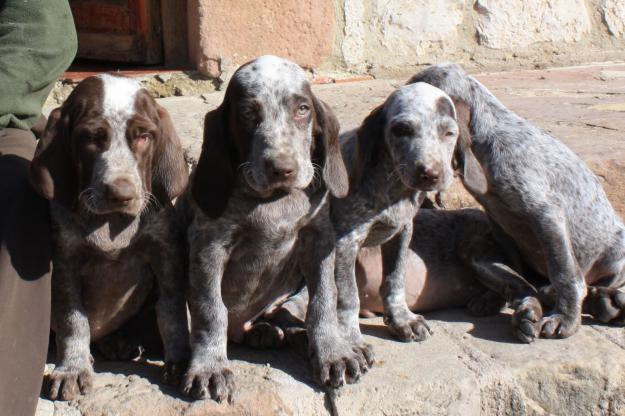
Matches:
[0,127,52,416]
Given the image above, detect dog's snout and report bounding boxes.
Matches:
[265,155,297,181]
[417,164,441,183]
[104,179,136,204]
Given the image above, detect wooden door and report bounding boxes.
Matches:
[70,0,163,64]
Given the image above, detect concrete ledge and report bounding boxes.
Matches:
[37,315,625,416]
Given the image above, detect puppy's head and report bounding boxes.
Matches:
[192,55,348,217]
[30,74,188,217]
[355,82,459,192]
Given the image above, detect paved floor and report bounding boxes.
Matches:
[38,63,625,416]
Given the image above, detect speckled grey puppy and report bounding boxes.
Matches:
[179,55,364,402]
[29,74,190,401]
[331,82,459,351]
[408,63,625,342]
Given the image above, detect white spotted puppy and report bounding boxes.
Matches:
[332,83,460,359]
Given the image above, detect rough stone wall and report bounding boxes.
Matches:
[332,0,625,76]
[187,0,336,78]
[188,0,625,78]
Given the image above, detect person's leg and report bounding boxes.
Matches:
[0,1,77,413]
[0,129,52,416]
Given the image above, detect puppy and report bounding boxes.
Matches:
[179,55,369,402]
[257,207,520,330]
[330,83,459,357]
[409,63,625,342]
[30,74,189,400]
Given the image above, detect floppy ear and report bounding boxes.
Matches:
[350,104,385,190]
[452,98,488,195]
[191,106,234,218]
[29,107,78,209]
[312,96,349,198]
[152,104,189,203]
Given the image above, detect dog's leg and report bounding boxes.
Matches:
[300,217,369,388]
[244,286,308,350]
[150,214,190,386]
[583,240,625,325]
[182,238,234,403]
[47,262,93,401]
[529,210,586,339]
[380,222,431,342]
[460,222,546,342]
[584,286,625,324]
[334,227,375,366]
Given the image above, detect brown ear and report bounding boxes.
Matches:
[452,99,488,195]
[191,106,234,218]
[152,104,189,203]
[350,104,385,190]
[312,96,349,198]
[29,107,78,209]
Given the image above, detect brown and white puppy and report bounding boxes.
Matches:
[178,55,362,402]
[30,74,189,401]
[330,83,459,360]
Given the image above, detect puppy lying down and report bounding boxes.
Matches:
[254,208,517,342]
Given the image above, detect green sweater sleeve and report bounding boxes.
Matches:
[0,0,77,130]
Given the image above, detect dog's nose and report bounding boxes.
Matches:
[265,155,297,181]
[417,165,441,183]
[104,179,136,204]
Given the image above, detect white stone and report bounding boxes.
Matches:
[475,0,592,49]
[603,0,625,38]
[341,0,466,69]
[342,0,366,68]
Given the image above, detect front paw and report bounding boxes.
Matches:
[163,359,189,386]
[244,321,285,349]
[47,365,93,401]
[342,330,375,368]
[182,365,235,403]
[540,313,580,339]
[511,296,543,343]
[467,290,506,317]
[309,338,369,388]
[351,339,375,368]
[383,311,432,342]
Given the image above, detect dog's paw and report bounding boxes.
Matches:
[540,313,580,339]
[584,287,625,325]
[351,339,375,368]
[383,311,432,342]
[243,321,286,349]
[467,290,506,317]
[182,365,235,402]
[309,338,368,388]
[163,359,189,386]
[95,335,145,361]
[47,365,93,401]
[511,296,543,343]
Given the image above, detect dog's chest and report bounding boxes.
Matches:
[221,191,313,308]
[52,210,154,340]
[79,249,153,340]
[365,197,420,247]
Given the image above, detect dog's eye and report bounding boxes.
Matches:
[134,133,151,150]
[296,104,311,117]
[239,105,257,122]
[136,132,151,142]
[391,123,414,137]
[444,131,456,137]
